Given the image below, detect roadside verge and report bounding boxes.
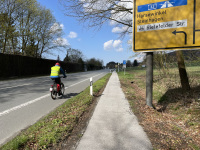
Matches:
[117,68,200,149]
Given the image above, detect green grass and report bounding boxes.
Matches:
[118,68,146,89]
[189,144,200,150]
[1,73,111,150]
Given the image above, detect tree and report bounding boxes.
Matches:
[0,0,20,54]
[126,60,131,67]
[106,61,116,69]
[57,55,61,61]
[32,8,66,58]
[16,0,39,56]
[64,50,70,62]
[153,52,168,76]
[153,51,190,90]
[133,59,138,67]
[0,0,67,57]
[176,51,190,91]
[63,48,84,63]
[59,0,132,37]
[78,58,84,64]
[87,58,103,69]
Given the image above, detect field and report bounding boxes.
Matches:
[118,66,200,149]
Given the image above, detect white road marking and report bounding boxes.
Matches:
[0,72,105,117]
[65,73,104,89]
[0,94,49,117]
[0,83,32,90]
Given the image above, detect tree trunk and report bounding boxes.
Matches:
[176,51,190,91]
[3,31,8,53]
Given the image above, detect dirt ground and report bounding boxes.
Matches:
[121,81,200,150]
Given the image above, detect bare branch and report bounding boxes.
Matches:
[59,0,133,36]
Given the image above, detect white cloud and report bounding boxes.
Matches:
[112,26,129,33]
[53,37,69,46]
[110,20,117,26]
[68,31,78,38]
[104,40,123,52]
[50,23,63,33]
[112,27,122,33]
[60,24,64,29]
[116,47,123,52]
[114,40,123,52]
[82,0,112,13]
[134,53,146,62]
[113,40,122,48]
[104,40,113,50]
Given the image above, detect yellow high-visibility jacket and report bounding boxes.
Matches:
[50,66,60,77]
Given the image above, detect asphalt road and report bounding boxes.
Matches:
[0,70,109,146]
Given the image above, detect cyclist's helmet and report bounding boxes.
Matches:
[55,62,60,66]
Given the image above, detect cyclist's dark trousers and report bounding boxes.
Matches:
[52,78,61,85]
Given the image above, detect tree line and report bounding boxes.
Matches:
[106,60,138,69]
[62,48,104,68]
[0,0,65,58]
[0,0,104,69]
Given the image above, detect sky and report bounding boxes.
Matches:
[37,0,136,65]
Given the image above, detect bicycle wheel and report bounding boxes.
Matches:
[51,91,57,100]
[60,83,65,96]
[51,83,57,100]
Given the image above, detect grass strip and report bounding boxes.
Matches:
[1,73,111,150]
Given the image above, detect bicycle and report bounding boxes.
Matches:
[50,76,65,100]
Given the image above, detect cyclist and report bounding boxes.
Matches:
[50,62,66,95]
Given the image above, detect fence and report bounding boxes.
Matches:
[0,53,100,79]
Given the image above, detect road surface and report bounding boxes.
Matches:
[0,70,109,146]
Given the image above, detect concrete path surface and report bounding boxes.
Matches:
[76,72,152,150]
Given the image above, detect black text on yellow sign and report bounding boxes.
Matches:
[133,0,200,52]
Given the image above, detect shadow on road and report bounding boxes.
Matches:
[62,93,80,99]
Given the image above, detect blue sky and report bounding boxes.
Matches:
[38,0,134,65]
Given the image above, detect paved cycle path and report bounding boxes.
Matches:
[76,72,152,150]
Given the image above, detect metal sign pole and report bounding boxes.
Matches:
[118,63,119,72]
[146,52,153,107]
[123,60,126,75]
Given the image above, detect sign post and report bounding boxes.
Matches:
[123,60,126,75]
[118,63,119,72]
[146,52,153,107]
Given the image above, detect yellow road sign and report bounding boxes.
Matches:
[133,0,200,52]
